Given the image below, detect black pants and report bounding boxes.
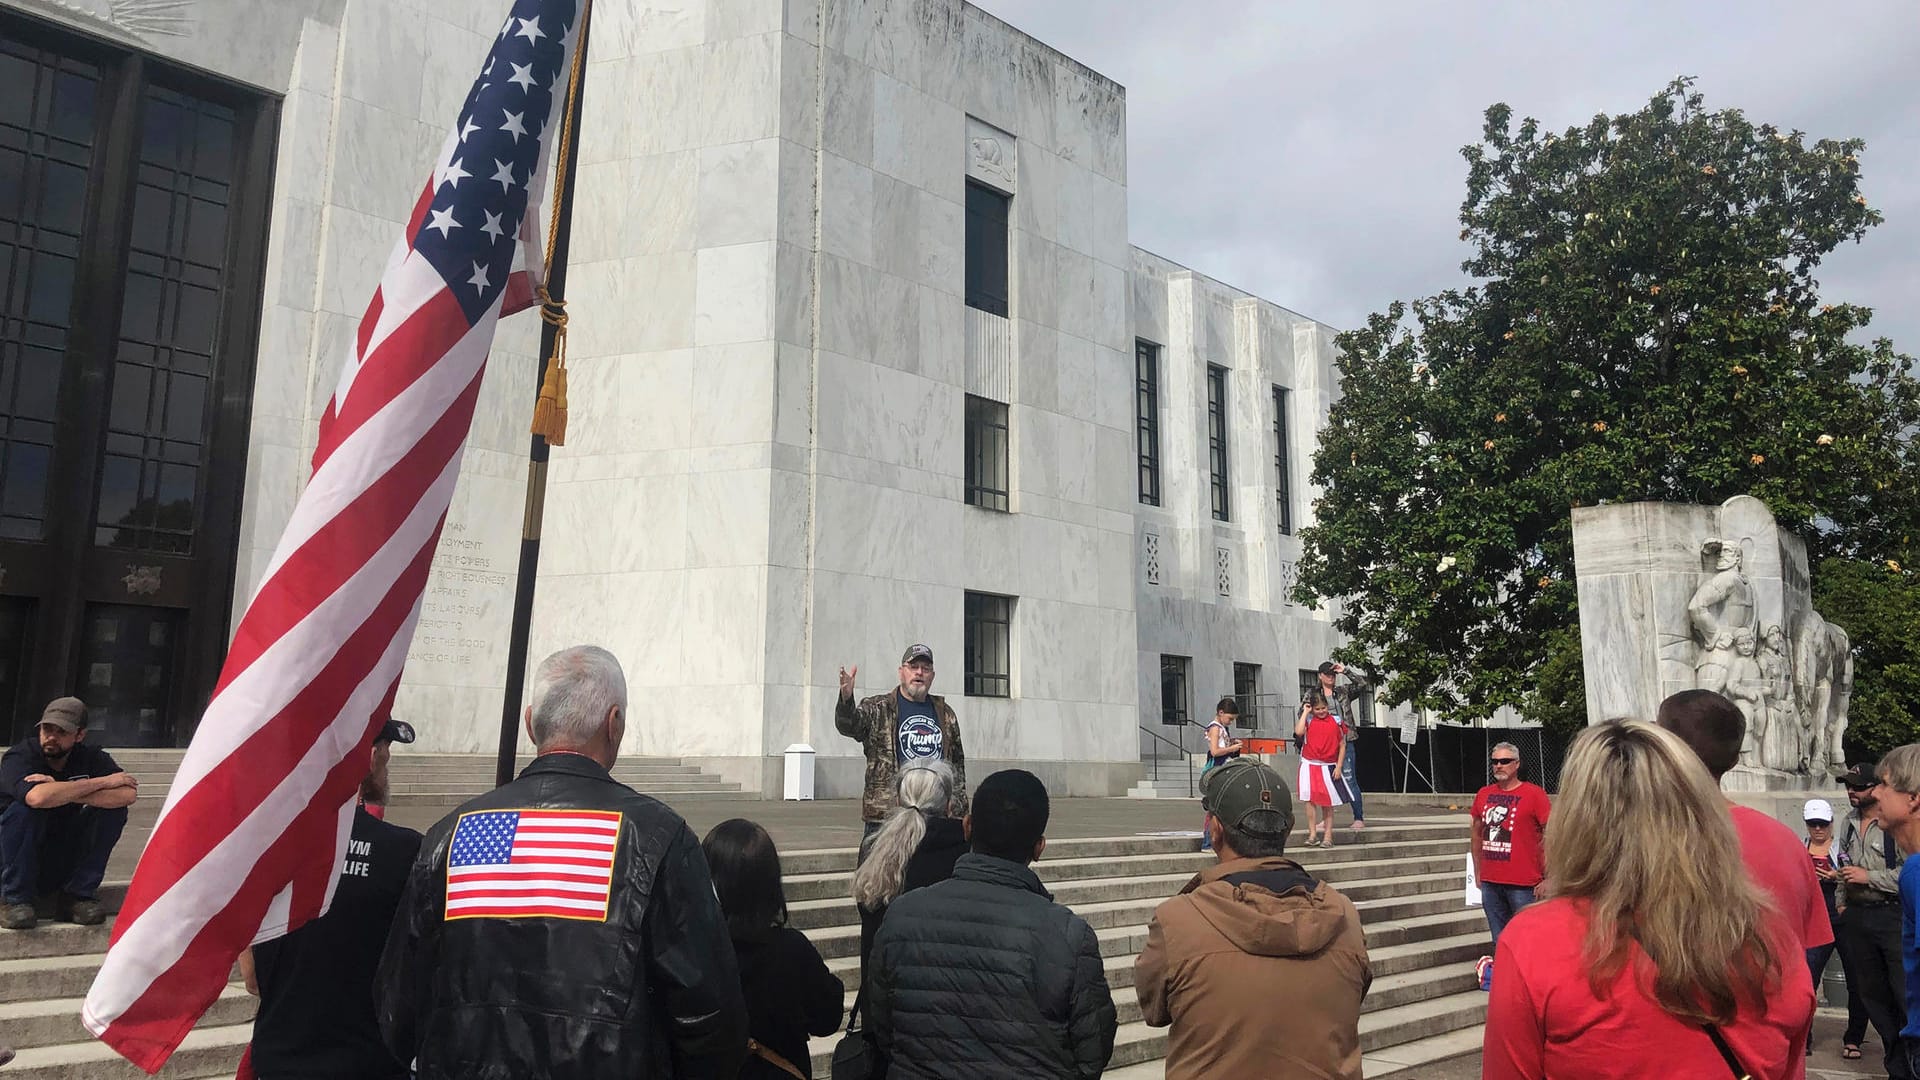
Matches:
[1839,902,1911,1079]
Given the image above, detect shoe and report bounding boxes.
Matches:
[1350,819,1366,830]
[1,902,35,930]
[64,896,105,926]
[1,1042,14,1066]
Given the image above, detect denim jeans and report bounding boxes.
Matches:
[0,799,128,903]
[1340,741,1364,821]
[1481,883,1537,949]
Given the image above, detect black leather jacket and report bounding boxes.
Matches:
[376,753,747,1078]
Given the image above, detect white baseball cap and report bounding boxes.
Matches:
[1803,798,1835,822]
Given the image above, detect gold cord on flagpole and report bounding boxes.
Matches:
[530,0,591,447]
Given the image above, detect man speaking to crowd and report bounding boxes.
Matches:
[838,643,970,848]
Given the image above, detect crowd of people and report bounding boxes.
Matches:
[13,638,1920,1079]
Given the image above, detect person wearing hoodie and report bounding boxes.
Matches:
[1135,758,1372,1080]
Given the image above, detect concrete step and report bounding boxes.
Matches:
[1362,1023,1487,1077]
[3,1022,250,1080]
[0,985,254,1050]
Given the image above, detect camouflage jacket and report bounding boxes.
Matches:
[836,690,970,823]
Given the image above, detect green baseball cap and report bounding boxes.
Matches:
[1201,759,1295,836]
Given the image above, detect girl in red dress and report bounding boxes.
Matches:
[1292,690,1349,847]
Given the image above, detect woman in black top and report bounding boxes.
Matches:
[849,760,968,979]
[703,818,844,1079]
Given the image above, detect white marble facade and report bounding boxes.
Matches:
[6,0,1381,795]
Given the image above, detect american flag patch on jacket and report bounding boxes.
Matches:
[445,809,621,921]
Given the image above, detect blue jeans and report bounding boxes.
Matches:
[1481,883,1537,948]
[0,799,128,904]
[1340,742,1364,821]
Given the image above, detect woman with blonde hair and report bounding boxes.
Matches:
[851,760,966,978]
[1482,720,1814,1079]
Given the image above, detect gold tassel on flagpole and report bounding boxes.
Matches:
[531,287,569,446]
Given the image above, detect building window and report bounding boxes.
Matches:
[1206,364,1230,521]
[964,591,1013,697]
[1233,662,1260,729]
[1160,655,1190,726]
[964,395,1009,512]
[964,180,1009,317]
[1136,340,1160,505]
[1272,385,1294,535]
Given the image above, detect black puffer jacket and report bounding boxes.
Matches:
[376,753,747,1079]
[868,853,1117,1079]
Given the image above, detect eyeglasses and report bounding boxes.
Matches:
[1490,758,1517,765]
[1806,820,1832,828]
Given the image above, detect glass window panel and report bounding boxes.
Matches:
[964,181,1010,318]
[162,370,205,440]
[95,454,141,530]
[14,344,61,418]
[48,70,96,144]
[184,198,226,266]
[119,272,162,340]
[194,110,234,178]
[0,50,33,127]
[37,159,86,233]
[25,250,73,323]
[156,460,195,509]
[0,147,24,216]
[174,283,217,352]
[141,98,184,168]
[130,183,170,253]
[0,442,48,517]
[108,361,152,433]
[0,242,14,307]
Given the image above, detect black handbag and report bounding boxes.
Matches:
[831,985,883,1080]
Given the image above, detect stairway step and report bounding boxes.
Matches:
[1358,989,1488,1052]
[0,986,254,1050]
[0,918,115,963]
[4,1022,251,1080]
[1362,1023,1487,1076]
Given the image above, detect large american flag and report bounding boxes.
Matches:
[446,808,621,920]
[82,0,582,1069]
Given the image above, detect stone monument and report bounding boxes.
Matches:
[1571,496,1853,790]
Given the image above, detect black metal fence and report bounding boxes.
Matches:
[1358,725,1572,795]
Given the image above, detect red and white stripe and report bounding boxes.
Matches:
[81,12,577,1071]
[1298,759,1351,808]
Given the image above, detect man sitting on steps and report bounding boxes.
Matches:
[0,697,137,930]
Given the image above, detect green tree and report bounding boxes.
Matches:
[1295,79,1920,732]
[1813,558,1920,758]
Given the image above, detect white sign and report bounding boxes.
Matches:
[1399,711,1420,745]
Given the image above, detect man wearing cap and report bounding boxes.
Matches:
[241,717,422,1080]
[0,696,136,930]
[1835,761,1911,1077]
[1136,759,1370,1080]
[837,644,970,845]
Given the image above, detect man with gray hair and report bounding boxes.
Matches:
[378,646,747,1079]
[1471,741,1550,949]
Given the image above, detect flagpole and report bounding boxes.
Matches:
[496,0,592,788]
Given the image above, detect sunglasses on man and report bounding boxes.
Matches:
[1490,757,1517,765]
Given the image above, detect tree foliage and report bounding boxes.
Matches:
[1813,558,1920,758]
[1295,79,1920,730]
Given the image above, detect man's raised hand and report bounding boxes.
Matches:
[838,664,858,700]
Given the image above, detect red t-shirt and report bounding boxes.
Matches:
[1298,716,1343,763]
[1731,805,1834,950]
[1483,897,1814,1080]
[1472,782,1551,887]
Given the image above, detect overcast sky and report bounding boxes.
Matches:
[972,0,1920,351]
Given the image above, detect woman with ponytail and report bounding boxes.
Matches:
[852,760,965,978]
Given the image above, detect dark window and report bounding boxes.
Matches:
[1233,662,1260,729]
[0,37,98,541]
[1160,654,1189,726]
[1273,385,1293,535]
[1136,340,1160,506]
[77,603,182,745]
[964,394,1009,512]
[964,180,1009,317]
[1207,364,1229,521]
[964,591,1013,697]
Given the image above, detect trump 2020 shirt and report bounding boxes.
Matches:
[895,694,943,767]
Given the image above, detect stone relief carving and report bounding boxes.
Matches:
[1573,495,1855,790]
[1214,547,1231,597]
[31,0,193,39]
[968,136,1015,188]
[1141,530,1161,586]
[122,565,163,596]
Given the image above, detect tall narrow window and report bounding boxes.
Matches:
[1160,655,1190,726]
[964,591,1013,697]
[964,395,1009,512]
[1233,662,1260,728]
[1206,364,1230,521]
[1273,385,1294,535]
[964,181,1009,317]
[1136,340,1160,505]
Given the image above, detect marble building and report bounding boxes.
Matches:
[0,0,1391,796]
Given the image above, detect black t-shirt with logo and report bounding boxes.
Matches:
[895,693,944,767]
[0,737,123,812]
[249,806,422,1080]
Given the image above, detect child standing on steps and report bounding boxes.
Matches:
[1293,690,1351,847]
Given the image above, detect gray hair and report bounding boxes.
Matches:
[1493,742,1521,759]
[850,760,956,909]
[527,645,627,750]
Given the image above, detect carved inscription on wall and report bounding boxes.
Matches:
[417,522,498,670]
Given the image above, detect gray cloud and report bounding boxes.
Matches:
[973,0,1920,349]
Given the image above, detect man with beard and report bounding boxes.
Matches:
[1834,761,1910,1077]
[0,697,136,930]
[240,718,422,1080]
[838,644,970,848]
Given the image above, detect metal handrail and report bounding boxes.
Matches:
[1137,724,1197,797]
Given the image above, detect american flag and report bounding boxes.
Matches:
[447,809,621,920]
[81,0,583,1070]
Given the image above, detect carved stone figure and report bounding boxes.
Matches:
[1724,628,1768,769]
[1797,612,1854,771]
[1687,538,1757,695]
[1758,624,1803,772]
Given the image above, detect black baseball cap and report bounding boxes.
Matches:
[377,718,416,745]
[901,644,934,665]
[1317,661,1338,676]
[1835,762,1878,789]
